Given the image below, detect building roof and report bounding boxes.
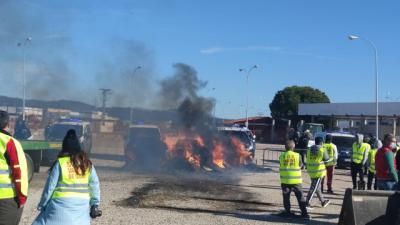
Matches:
[299,102,400,117]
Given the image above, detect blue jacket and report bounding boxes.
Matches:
[32,161,100,225]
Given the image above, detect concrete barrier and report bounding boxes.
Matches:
[339,189,400,225]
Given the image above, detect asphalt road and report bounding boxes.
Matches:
[20,142,351,225]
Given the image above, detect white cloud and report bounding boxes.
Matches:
[200,47,224,54]
[200,46,281,55]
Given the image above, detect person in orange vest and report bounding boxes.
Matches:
[0,111,29,225]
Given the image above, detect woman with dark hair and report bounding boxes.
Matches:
[32,129,101,225]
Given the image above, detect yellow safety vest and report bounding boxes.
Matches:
[306,147,327,179]
[323,143,336,167]
[52,157,91,199]
[0,132,28,199]
[352,143,369,164]
[368,149,377,173]
[279,150,302,185]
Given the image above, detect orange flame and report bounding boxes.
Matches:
[163,134,202,168]
[231,137,252,166]
[212,140,225,168]
[162,131,252,170]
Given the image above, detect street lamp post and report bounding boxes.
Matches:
[239,65,258,128]
[17,37,32,121]
[348,35,379,139]
[130,66,142,124]
[207,87,217,125]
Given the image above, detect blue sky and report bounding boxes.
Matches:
[1,0,400,119]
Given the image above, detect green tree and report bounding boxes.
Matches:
[269,86,330,119]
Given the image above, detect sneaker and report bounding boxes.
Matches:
[300,213,312,220]
[322,200,330,208]
[277,211,295,218]
[327,190,334,194]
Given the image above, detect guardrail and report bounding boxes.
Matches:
[257,148,307,167]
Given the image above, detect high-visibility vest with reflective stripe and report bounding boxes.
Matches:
[368,149,377,173]
[352,143,369,164]
[279,151,302,185]
[0,132,28,199]
[306,147,326,179]
[323,143,336,166]
[52,157,90,199]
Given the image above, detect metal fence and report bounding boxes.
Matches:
[256,149,282,166]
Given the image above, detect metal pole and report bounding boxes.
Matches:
[374,45,379,139]
[22,46,26,120]
[130,66,141,125]
[363,38,379,139]
[239,65,257,128]
[349,35,379,139]
[129,73,133,124]
[245,72,249,128]
[213,99,217,126]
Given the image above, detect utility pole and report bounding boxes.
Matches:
[99,88,112,125]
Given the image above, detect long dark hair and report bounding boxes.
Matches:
[55,129,92,175]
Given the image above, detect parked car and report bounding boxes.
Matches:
[43,119,92,165]
[217,126,255,157]
[124,125,166,168]
[315,132,355,169]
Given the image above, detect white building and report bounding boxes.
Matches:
[299,102,400,138]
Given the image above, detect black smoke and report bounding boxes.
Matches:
[159,63,215,128]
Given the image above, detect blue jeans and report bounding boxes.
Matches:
[377,180,397,190]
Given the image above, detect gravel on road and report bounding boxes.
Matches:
[20,142,350,225]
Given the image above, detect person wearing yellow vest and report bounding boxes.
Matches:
[305,136,330,209]
[321,134,337,194]
[351,134,370,190]
[367,139,381,190]
[0,110,29,225]
[279,140,310,219]
[32,129,101,225]
[363,136,371,175]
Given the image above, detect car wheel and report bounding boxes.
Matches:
[25,153,34,182]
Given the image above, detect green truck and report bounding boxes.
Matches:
[21,140,62,181]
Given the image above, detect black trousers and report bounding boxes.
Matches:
[0,198,23,225]
[367,171,377,190]
[295,149,306,168]
[351,162,365,189]
[281,184,307,215]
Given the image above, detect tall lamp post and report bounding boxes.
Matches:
[207,87,217,125]
[130,66,142,124]
[348,35,379,139]
[239,65,258,128]
[17,37,32,120]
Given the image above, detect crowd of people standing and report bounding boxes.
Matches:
[281,128,400,219]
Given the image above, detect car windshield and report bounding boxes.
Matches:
[130,128,160,140]
[220,131,251,145]
[48,124,83,139]
[332,136,354,148]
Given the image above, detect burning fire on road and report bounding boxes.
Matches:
[163,130,253,171]
[125,63,256,172]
